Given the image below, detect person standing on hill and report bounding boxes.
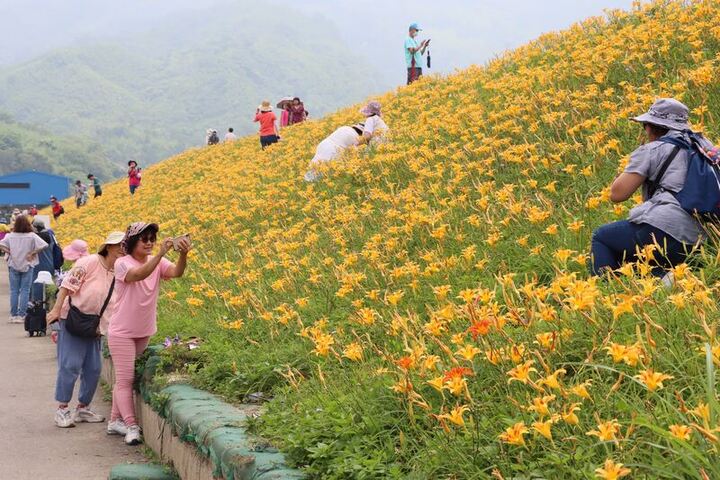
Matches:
[87,174,102,198]
[128,161,142,195]
[224,127,237,143]
[254,101,279,150]
[74,181,88,208]
[405,22,430,85]
[590,98,711,280]
[288,97,308,125]
[50,196,64,220]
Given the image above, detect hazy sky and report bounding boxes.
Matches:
[0,0,635,86]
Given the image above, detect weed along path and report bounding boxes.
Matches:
[0,269,145,479]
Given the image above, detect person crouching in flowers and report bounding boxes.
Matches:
[304,102,389,182]
[107,222,191,445]
[46,231,125,428]
[590,98,711,279]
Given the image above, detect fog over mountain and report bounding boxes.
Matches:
[2,0,634,84]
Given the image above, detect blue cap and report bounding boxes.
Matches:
[409,22,421,31]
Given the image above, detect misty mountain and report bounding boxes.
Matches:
[0,2,384,168]
[0,112,120,180]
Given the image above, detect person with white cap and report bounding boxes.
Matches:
[590,98,713,278]
[46,231,125,429]
[405,22,430,85]
[107,222,191,445]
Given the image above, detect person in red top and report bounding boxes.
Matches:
[29,205,38,216]
[254,100,279,150]
[128,161,142,195]
[50,196,64,220]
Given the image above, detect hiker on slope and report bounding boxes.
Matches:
[405,22,429,85]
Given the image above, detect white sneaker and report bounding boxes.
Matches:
[74,406,105,423]
[107,419,129,436]
[11,316,24,324]
[124,424,142,445]
[55,407,75,428]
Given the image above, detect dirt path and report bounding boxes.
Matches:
[0,264,145,479]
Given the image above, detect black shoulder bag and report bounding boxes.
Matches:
[65,279,115,338]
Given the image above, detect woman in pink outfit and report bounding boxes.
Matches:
[107,222,191,445]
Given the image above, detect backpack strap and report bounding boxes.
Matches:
[647,145,681,198]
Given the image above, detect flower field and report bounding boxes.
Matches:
[52,1,720,478]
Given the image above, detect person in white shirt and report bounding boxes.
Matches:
[304,102,389,182]
[0,214,48,322]
[358,101,389,145]
[224,127,237,143]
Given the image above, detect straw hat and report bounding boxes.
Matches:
[258,100,273,112]
[632,98,691,131]
[98,231,125,253]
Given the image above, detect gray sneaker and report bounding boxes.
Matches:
[55,407,75,428]
[74,406,105,423]
[107,419,129,435]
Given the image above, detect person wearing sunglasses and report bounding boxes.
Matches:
[106,222,191,445]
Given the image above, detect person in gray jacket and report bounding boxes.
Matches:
[590,98,712,278]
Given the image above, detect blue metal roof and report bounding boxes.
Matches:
[0,170,71,182]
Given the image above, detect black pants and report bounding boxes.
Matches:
[260,135,279,150]
[407,67,423,85]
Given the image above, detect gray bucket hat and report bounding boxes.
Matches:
[632,98,690,131]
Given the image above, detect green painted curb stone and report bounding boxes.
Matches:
[108,464,175,480]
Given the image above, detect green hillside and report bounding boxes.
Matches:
[0,3,384,168]
[52,1,720,479]
[0,112,120,180]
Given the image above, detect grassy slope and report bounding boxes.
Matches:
[0,4,384,169]
[52,1,720,478]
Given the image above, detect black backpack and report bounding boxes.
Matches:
[208,132,219,145]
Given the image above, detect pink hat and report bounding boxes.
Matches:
[62,239,89,261]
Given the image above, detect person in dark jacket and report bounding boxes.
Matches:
[32,219,58,302]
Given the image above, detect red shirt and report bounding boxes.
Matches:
[254,111,277,136]
[128,167,141,187]
[52,202,63,215]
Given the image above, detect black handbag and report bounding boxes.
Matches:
[65,279,115,338]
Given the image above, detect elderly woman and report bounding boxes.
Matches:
[0,215,48,322]
[590,98,712,279]
[304,101,389,182]
[107,222,191,445]
[47,231,125,428]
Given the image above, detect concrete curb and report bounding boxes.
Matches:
[101,353,304,480]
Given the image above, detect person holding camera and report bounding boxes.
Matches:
[47,231,125,429]
[106,222,191,445]
[405,22,430,85]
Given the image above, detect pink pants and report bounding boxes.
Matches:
[108,335,150,426]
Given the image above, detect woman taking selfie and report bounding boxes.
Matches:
[47,231,125,428]
[107,222,191,445]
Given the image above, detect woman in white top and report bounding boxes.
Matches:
[358,101,389,145]
[304,101,389,182]
[0,215,48,322]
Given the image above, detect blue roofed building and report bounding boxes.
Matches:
[0,171,70,217]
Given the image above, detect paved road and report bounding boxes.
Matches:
[0,264,144,479]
